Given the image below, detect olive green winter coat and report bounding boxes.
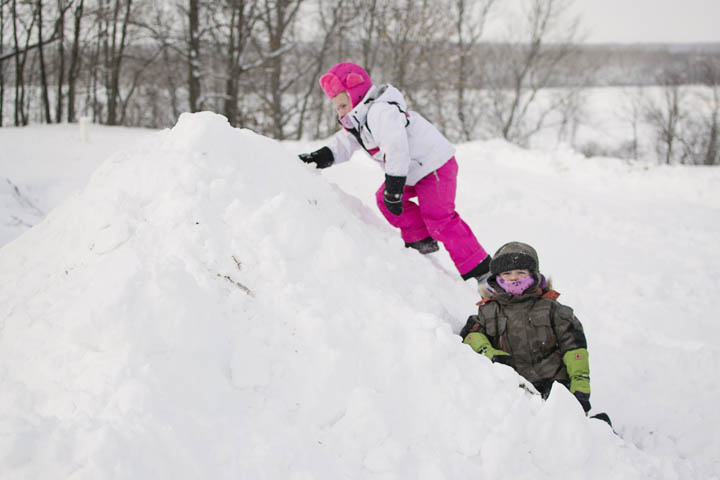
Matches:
[460,285,587,396]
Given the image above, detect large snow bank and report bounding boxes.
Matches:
[0,113,705,479]
[0,123,153,246]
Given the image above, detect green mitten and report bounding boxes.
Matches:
[564,348,591,412]
[563,348,590,394]
[464,332,510,362]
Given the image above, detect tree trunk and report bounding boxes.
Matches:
[664,87,680,164]
[106,0,132,125]
[295,0,349,140]
[0,0,5,126]
[704,88,719,166]
[67,0,84,122]
[187,0,201,112]
[12,0,34,126]
[55,0,67,123]
[222,0,256,126]
[92,10,102,122]
[455,0,468,140]
[257,0,304,140]
[37,0,53,123]
[161,43,180,121]
[705,115,718,165]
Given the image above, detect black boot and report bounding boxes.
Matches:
[591,412,613,428]
[461,255,492,283]
[404,237,439,254]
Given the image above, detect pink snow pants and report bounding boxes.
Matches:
[375,157,488,276]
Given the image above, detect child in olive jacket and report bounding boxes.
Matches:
[459,241,592,413]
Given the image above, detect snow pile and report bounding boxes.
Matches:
[0,123,153,246]
[0,112,712,479]
[321,135,720,479]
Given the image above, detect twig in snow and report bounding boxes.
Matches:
[217,273,254,297]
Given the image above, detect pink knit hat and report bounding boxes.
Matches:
[319,62,372,107]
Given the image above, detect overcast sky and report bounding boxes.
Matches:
[575,0,720,43]
[488,0,720,44]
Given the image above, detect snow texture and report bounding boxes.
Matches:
[1,112,719,479]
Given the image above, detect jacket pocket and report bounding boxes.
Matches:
[528,313,558,359]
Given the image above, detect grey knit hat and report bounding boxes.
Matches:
[489,242,539,276]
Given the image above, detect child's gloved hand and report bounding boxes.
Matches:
[298,146,334,169]
[383,174,406,216]
[463,332,510,362]
[574,391,591,413]
[563,348,591,412]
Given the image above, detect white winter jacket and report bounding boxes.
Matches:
[326,84,455,186]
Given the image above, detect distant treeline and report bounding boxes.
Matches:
[571,43,720,87]
[1,0,719,165]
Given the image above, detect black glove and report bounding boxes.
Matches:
[459,315,479,339]
[574,391,592,413]
[298,146,334,169]
[383,174,406,216]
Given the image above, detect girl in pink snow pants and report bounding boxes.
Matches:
[298,62,491,283]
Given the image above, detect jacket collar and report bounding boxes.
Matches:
[339,85,379,130]
[495,288,544,305]
[339,84,405,131]
[480,275,554,306]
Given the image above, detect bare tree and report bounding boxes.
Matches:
[36,0,52,122]
[301,0,389,139]
[253,0,304,140]
[1,0,6,126]
[66,0,84,122]
[484,0,582,145]
[215,0,258,126]
[695,59,720,165]
[451,0,495,141]
[88,8,103,122]
[349,0,386,73]
[1,0,67,124]
[617,87,646,161]
[11,0,37,125]
[1,0,61,63]
[53,0,69,122]
[96,0,135,125]
[554,86,585,145]
[652,60,720,167]
[643,70,687,164]
[136,0,184,122]
[294,0,356,139]
[5,0,713,169]
[186,0,201,112]
[375,0,449,99]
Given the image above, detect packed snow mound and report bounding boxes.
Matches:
[0,113,675,478]
[0,122,154,246]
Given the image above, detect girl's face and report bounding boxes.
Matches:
[499,269,531,282]
[332,91,352,119]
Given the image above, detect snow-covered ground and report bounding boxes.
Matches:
[1,113,719,479]
[0,123,155,246]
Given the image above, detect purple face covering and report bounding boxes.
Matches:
[496,275,535,295]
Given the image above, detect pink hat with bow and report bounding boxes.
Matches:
[319,62,373,107]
